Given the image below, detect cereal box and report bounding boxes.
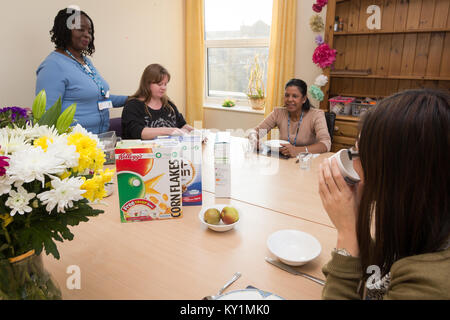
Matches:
[214,131,231,198]
[115,142,183,223]
[152,135,203,206]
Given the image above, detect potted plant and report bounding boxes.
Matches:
[246,54,266,110]
[0,90,113,299]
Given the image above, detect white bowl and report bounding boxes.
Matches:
[198,204,241,232]
[267,229,321,266]
[264,140,290,152]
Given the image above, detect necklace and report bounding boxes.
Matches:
[287,112,304,146]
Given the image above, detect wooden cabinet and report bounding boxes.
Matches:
[321,0,450,151]
[332,116,359,151]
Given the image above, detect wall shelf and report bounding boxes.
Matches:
[329,74,450,81]
[333,28,450,36]
[322,0,450,151]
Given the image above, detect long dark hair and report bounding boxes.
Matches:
[357,88,450,281]
[285,78,311,111]
[50,8,95,56]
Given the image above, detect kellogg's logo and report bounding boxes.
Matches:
[117,153,144,161]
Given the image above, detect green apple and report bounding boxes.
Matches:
[204,208,221,225]
[221,206,239,224]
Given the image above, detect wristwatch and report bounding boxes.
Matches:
[333,248,353,257]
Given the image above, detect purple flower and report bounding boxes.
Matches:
[315,35,324,45]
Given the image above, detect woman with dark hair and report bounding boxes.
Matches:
[248,78,331,157]
[121,63,193,140]
[35,8,127,134]
[319,89,450,299]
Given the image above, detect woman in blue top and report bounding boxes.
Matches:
[36,8,127,134]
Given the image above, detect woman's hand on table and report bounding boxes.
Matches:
[318,158,363,256]
[279,143,298,158]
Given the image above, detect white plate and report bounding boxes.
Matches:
[198,204,241,232]
[216,289,284,300]
[267,229,321,266]
[264,139,290,150]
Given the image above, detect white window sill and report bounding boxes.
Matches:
[203,103,265,115]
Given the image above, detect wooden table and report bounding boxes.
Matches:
[42,137,337,300]
[202,135,334,227]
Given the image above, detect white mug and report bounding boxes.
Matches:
[328,149,360,184]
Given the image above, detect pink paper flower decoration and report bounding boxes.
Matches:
[312,4,322,12]
[312,0,328,13]
[312,43,337,69]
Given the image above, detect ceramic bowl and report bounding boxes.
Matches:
[198,204,241,232]
[267,229,321,266]
[264,140,290,152]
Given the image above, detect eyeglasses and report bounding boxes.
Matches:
[347,146,359,160]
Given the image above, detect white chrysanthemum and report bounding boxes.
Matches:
[22,123,59,142]
[70,124,100,144]
[5,186,36,216]
[37,176,86,213]
[314,74,328,87]
[7,145,66,186]
[0,129,29,155]
[46,135,80,168]
[0,175,13,195]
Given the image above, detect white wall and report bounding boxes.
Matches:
[203,0,326,131]
[0,0,185,118]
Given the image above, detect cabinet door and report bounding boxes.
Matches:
[334,120,359,138]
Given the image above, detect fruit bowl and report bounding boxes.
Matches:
[198,204,241,232]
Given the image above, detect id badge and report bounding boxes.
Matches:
[98,99,113,111]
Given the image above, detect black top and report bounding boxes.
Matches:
[121,98,187,139]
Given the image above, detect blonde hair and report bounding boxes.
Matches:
[128,63,174,117]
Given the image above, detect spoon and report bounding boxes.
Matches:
[202,272,242,300]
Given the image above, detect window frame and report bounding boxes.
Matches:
[203,14,271,108]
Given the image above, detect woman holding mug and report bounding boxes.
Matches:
[319,89,450,299]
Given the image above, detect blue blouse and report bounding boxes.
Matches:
[36,51,127,134]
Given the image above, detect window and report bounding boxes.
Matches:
[204,0,272,106]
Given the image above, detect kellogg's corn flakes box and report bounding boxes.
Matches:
[115,143,183,223]
[152,135,203,206]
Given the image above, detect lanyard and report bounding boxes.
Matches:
[65,49,108,98]
[287,112,304,146]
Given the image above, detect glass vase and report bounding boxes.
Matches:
[0,250,62,300]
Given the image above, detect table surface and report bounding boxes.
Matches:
[43,136,337,300]
[202,136,334,227]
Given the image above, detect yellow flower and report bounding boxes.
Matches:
[0,213,13,228]
[67,133,105,173]
[80,169,114,202]
[33,136,54,151]
[59,170,72,180]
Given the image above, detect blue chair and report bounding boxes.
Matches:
[109,117,122,138]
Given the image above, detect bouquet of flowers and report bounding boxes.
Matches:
[0,90,114,260]
[0,90,113,299]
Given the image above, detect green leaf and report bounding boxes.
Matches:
[32,90,47,122]
[37,97,62,127]
[55,103,76,134]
